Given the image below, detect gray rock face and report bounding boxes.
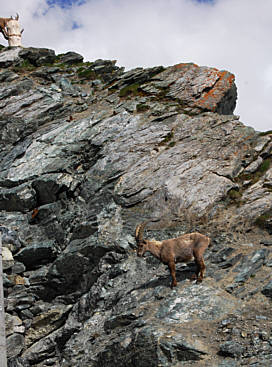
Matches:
[15,241,58,269]
[233,249,269,284]
[1,47,272,367]
[0,47,21,67]
[57,51,84,65]
[2,247,14,270]
[218,341,244,357]
[262,280,272,298]
[18,48,56,66]
[5,314,24,336]
[0,183,37,212]
[6,333,25,358]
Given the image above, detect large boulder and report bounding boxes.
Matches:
[56,51,83,65]
[19,47,56,66]
[0,47,21,67]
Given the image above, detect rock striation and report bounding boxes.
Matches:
[0,45,271,367]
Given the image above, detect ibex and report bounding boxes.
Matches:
[135,221,210,288]
[0,14,23,46]
[0,16,13,40]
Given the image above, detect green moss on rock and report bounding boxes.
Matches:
[255,212,272,229]
[259,159,271,173]
[158,130,174,146]
[226,188,243,207]
[259,130,272,136]
[228,189,242,200]
[136,104,149,113]
[238,158,271,186]
[119,83,141,98]
[77,67,97,80]
[167,141,176,148]
[13,59,35,72]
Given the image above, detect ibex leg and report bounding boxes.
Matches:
[168,261,177,288]
[194,256,205,283]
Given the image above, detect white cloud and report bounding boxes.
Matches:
[1,0,272,131]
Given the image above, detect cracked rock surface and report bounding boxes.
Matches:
[0,45,271,367]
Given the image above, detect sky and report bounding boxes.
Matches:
[1,0,272,132]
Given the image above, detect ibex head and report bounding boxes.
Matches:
[135,221,149,257]
[5,14,23,47]
[137,239,149,257]
[135,219,161,257]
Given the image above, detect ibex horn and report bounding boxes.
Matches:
[135,222,148,244]
[135,218,160,244]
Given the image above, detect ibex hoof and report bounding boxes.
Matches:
[171,282,177,289]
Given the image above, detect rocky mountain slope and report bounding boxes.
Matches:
[0,46,271,367]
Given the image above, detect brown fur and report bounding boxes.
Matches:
[0,17,12,40]
[0,14,19,40]
[135,221,210,288]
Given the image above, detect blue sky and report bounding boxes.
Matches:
[47,0,86,8]
[1,0,272,132]
[47,0,215,8]
[47,0,214,4]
